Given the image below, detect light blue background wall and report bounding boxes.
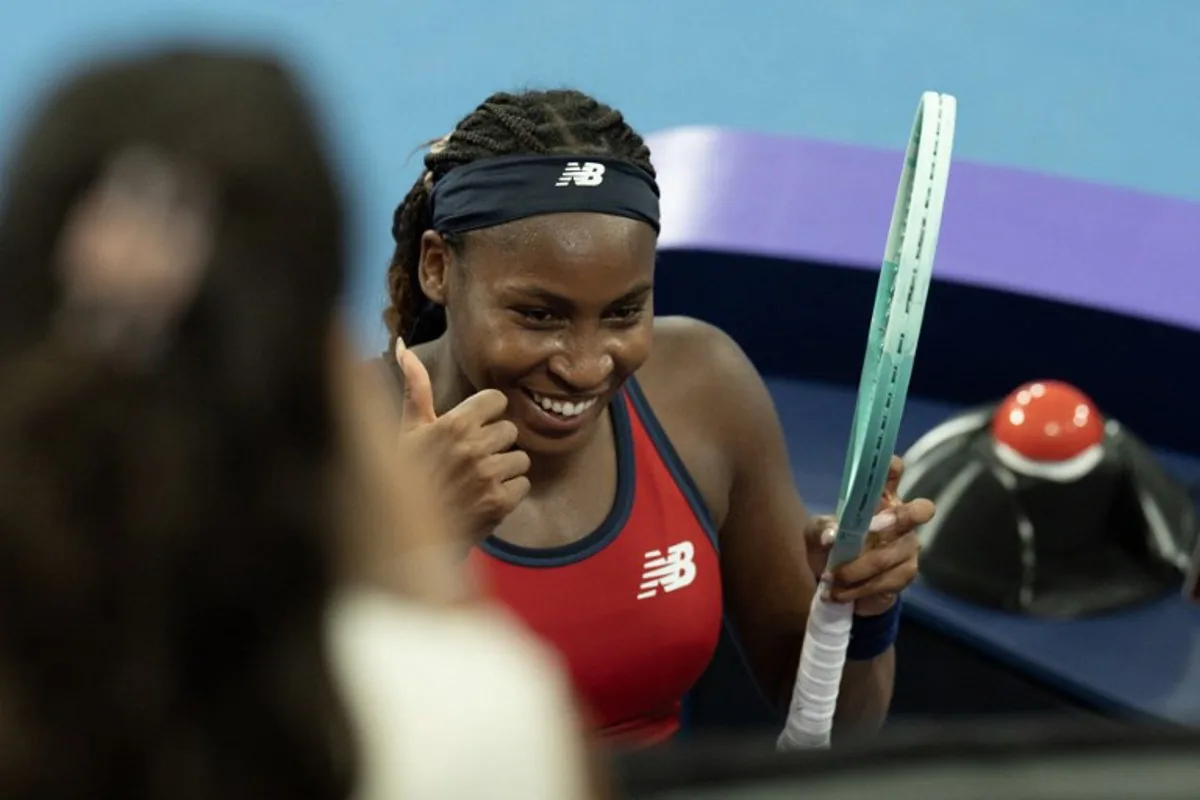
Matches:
[2,0,1196,348]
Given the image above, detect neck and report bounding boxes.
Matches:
[525,428,605,490]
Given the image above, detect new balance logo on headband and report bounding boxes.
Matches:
[555,161,606,187]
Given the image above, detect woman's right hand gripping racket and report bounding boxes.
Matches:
[777,91,957,750]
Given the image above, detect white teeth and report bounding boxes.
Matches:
[530,391,597,418]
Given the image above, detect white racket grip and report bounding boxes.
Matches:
[776,584,855,751]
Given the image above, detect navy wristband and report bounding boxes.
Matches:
[847,595,902,661]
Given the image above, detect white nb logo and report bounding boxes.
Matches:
[636,541,697,600]
[555,161,606,187]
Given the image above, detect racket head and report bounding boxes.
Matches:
[827,92,956,570]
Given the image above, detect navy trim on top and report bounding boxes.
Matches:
[478,389,637,568]
[624,376,721,552]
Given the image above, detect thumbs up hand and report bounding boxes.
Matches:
[396,335,438,429]
[395,338,532,541]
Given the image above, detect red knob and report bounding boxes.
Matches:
[991,380,1104,463]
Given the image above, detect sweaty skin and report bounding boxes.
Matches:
[399,212,924,734]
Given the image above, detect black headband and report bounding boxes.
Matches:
[428,154,661,235]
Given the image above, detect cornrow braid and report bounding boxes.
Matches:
[383,89,655,348]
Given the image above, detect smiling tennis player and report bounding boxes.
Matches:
[384,88,936,747]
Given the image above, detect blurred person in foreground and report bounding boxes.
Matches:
[0,46,598,799]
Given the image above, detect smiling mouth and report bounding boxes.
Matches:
[523,389,600,419]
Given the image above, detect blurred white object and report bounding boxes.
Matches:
[328,589,590,800]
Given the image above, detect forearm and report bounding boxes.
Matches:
[832,646,895,740]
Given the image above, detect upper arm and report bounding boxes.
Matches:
[648,318,817,707]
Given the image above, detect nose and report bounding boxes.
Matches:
[548,336,615,392]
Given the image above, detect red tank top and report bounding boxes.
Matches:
[469,377,723,746]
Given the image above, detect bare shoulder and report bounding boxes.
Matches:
[636,316,782,493]
[640,316,774,418]
[644,316,751,385]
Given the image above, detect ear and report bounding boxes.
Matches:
[418,230,451,305]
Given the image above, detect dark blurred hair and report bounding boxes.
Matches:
[0,46,354,798]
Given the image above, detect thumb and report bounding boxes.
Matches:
[807,514,838,549]
[819,526,836,549]
[396,337,437,426]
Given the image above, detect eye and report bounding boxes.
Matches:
[512,306,561,327]
[605,303,646,325]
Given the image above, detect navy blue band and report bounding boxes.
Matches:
[429,154,661,235]
[847,595,902,661]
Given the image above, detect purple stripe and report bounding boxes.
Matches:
[647,127,1200,332]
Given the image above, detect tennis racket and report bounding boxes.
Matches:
[777,91,956,750]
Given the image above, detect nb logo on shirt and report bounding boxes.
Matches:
[555,161,606,187]
[636,541,697,600]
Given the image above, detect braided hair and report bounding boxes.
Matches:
[384,89,656,348]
